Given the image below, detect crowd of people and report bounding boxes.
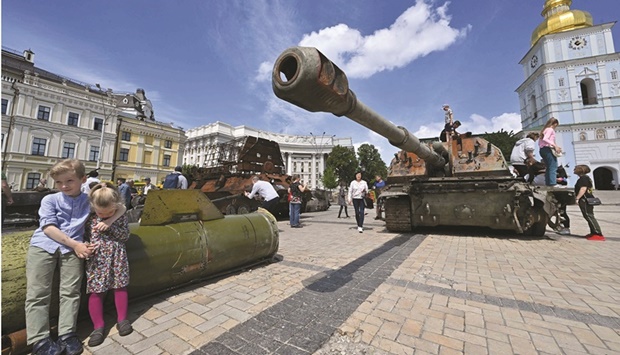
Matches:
[509,117,605,241]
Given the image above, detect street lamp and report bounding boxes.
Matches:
[95,83,112,170]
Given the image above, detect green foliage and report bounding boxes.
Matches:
[326,145,359,184]
[481,129,519,159]
[321,166,338,190]
[357,144,388,181]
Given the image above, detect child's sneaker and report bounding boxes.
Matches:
[586,234,605,241]
[32,337,64,355]
[58,333,83,355]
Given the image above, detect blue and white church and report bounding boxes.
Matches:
[516,0,620,189]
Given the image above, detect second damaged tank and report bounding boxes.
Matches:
[272,46,574,235]
[188,136,317,217]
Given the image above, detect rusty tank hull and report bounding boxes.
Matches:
[188,136,313,218]
[272,46,574,235]
[1,190,279,353]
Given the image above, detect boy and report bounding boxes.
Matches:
[25,159,124,355]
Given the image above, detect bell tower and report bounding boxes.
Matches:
[515,0,620,189]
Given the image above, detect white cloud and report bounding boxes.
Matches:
[298,0,470,78]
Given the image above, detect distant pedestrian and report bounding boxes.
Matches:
[82,169,100,194]
[163,166,188,189]
[442,104,453,125]
[118,179,134,210]
[288,175,307,228]
[573,165,605,241]
[337,181,349,218]
[142,177,156,195]
[2,171,14,225]
[538,117,562,186]
[348,171,368,233]
[510,132,540,178]
[373,175,386,220]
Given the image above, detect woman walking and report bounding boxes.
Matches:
[348,172,368,233]
[573,165,605,241]
[288,175,306,228]
[538,117,563,186]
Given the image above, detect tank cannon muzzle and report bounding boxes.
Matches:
[272,46,444,168]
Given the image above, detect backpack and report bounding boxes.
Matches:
[163,173,180,189]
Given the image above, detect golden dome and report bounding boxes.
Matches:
[531,0,593,46]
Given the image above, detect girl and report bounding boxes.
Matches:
[538,117,562,186]
[573,165,605,241]
[348,172,369,233]
[85,183,133,347]
[337,181,349,218]
[288,175,306,228]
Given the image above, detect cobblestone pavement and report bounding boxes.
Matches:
[80,191,620,355]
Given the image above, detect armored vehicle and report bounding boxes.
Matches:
[2,190,279,354]
[187,136,320,217]
[271,46,574,235]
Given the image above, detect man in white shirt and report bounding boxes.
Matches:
[245,175,280,215]
[81,170,100,193]
[143,177,156,195]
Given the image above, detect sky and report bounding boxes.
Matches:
[2,0,619,164]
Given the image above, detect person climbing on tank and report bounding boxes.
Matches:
[510,132,540,178]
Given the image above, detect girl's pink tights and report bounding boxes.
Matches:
[88,288,129,329]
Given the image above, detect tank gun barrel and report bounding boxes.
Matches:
[272,46,444,168]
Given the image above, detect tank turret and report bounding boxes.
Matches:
[272,46,574,234]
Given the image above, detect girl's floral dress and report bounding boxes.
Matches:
[85,214,130,294]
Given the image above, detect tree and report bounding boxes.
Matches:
[321,166,338,190]
[357,144,388,182]
[481,129,519,160]
[325,145,358,184]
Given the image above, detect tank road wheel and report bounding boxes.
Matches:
[526,205,548,237]
[237,204,251,214]
[225,204,237,215]
[384,196,412,233]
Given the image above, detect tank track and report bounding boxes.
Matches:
[384,196,412,232]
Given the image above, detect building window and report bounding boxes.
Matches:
[31,138,47,156]
[37,105,51,121]
[121,131,131,141]
[558,78,565,87]
[94,117,104,131]
[67,112,79,126]
[89,146,100,162]
[1,99,8,114]
[26,173,41,190]
[164,140,172,148]
[163,154,171,167]
[612,70,618,81]
[119,148,129,161]
[62,142,76,158]
[580,78,598,105]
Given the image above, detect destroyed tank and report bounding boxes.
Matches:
[271,46,574,235]
[187,136,316,218]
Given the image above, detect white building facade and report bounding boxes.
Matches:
[516,0,620,189]
[184,121,353,189]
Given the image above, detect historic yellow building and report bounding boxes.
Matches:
[112,96,186,186]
